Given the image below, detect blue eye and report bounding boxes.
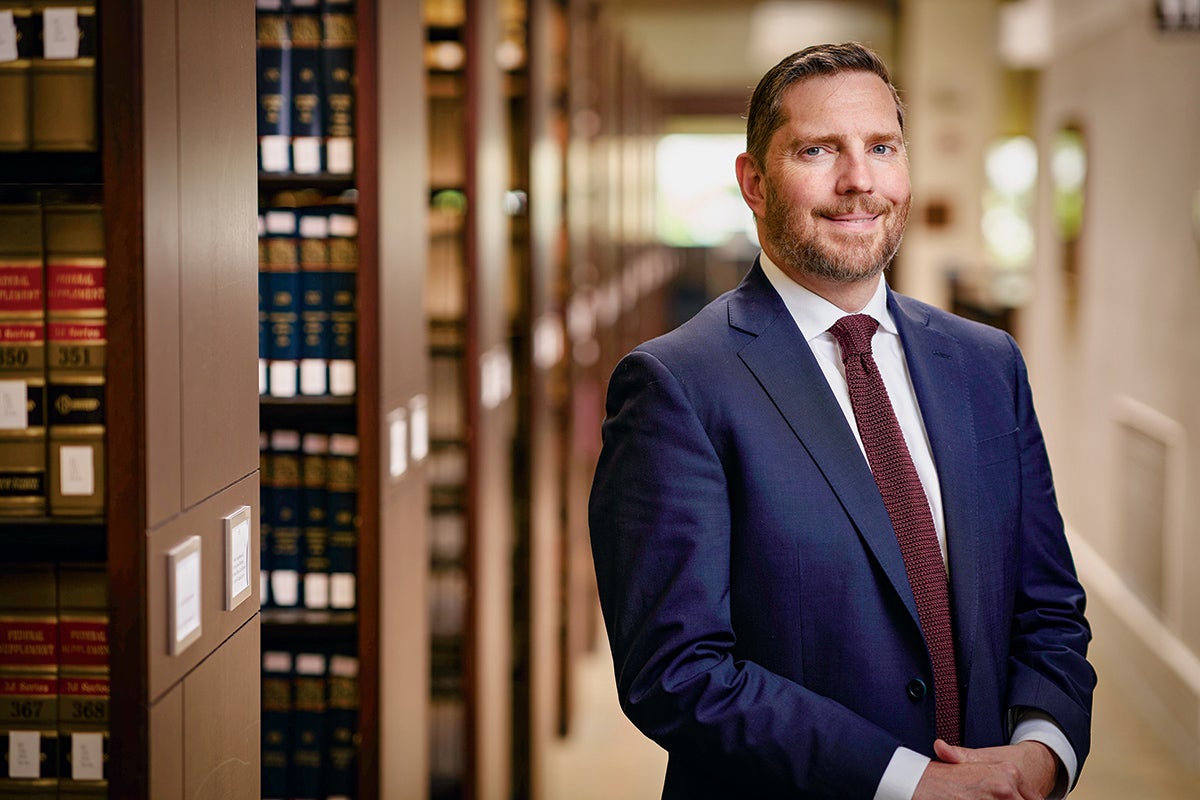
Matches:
[872,144,891,154]
[803,147,823,157]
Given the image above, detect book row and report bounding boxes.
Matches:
[259,202,358,400]
[0,199,105,518]
[262,648,359,800]
[256,0,356,177]
[261,429,359,612]
[0,563,108,797]
[0,1,98,153]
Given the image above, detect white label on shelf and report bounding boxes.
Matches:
[7,730,40,779]
[0,12,18,62]
[169,537,202,655]
[260,136,291,174]
[59,445,95,496]
[303,572,330,609]
[259,358,268,396]
[0,380,27,430]
[330,573,355,609]
[388,408,408,479]
[299,359,328,396]
[292,137,322,174]
[409,394,429,462]
[71,732,104,780]
[271,570,299,608]
[329,360,355,396]
[41,8,79,60]
[268,361,298,398]
[326,138,354,175]
[225,506,252,611]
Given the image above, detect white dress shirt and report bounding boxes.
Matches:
[757,253,1076,799]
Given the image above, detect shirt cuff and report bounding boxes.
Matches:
[872,747,930,800]
[1011,709,1077,798]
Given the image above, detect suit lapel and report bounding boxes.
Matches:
[730,265,920,627]
[889,292,982,682]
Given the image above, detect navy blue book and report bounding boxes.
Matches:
[288,0,323,174]
[327,208,357,397]
[256,0,292,173]
[320,0,355,175]
[326,433,358,610]
[264,208,300,398]
[300,433,331,610]
[324,654,359,799]
[291,653,327,800]
[297,208,330,396]
[259,430,274,607]
[268,430,303,609]
[261,650,293,800]
[258,213,270,395]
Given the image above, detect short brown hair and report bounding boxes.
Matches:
[744,42,904,169]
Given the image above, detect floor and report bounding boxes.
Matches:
[543,609,1200,800]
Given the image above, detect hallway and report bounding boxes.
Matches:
[544,600,1200,799]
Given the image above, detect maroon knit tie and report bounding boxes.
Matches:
[829,314,961,745]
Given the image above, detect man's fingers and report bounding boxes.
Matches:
[933,738,971,764]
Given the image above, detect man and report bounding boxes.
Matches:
[588,43,1094,799]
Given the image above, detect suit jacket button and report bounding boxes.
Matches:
[906,679,927,700]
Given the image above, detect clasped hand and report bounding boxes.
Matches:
[913,739,1059,800]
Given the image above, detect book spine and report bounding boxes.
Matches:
[267,429,302,609]
[264,208,300,399]
[291,652,326,800]
[0,3,35,151]
[300,433,330,610]
[259,430,273,607]
[326,209,356,397]
[323,653,358,799]
[43,202,105,518]
[319,0,355,175]
[255,0,292,173]
[0,202,46,516]
[0,565,59,795]
[288,0,323,175]
[56,565,108,797]
[326,433,357,610]
[297,208,330,397]
[260,650,293,800]
[258,213,269,395]
[29,1,97,151]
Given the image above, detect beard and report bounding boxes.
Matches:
[762,179,910,285]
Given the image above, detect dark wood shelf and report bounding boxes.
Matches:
[0,517,106,561]
[0,152,103,186]
[260,395,358,430]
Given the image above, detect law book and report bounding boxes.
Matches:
[300,432,330,609]
[288,0,323,175]
[297,208,330,396]
[0,2,35,151]
[326,208,356,397]
[56,564,108,798]
[0,202,47,516]
[259,430,273,607]
[261,650,293,800]
[43,202,105,517]
[258,213,269,395]
[29,1,97,151]
[267,429,303,609]
[290,652,326,800]
[319,0,354,175]
[323,653,358,800]
[256,0,292,174]
[263,208,300,398]
[326,433,357,610]
[0,565,59,795]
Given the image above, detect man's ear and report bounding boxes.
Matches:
[735,152,766,219]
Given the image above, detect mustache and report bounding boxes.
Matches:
[813,198,893,218]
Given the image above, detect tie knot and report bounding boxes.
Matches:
[829,314,879,359]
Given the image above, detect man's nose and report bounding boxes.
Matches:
[836,151,873,194]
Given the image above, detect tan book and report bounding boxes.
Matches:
[0,2,35,150]
[56,565,108,796]
[43,202,104,517]
[0,202,47,516]
[29,1,97,151]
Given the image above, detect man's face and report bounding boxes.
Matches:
[752,71,911,287]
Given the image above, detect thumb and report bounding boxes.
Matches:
[933,738,971,764]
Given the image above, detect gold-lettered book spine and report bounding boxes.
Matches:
[43,202,104,517]
[56,565,108,795]
[0,3,35,151]
[0,202,47,516]
[29,0,97,152]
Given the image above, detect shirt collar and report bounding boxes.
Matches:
[758,250,896,343]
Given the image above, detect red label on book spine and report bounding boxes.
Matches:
[59,620,109,669]
[0,620,58,667]
[48,321,107,343]
[46,262,106,314]
[0,321,44,344]
[0,675,56,697]
[0,264,44,313]
[59,675,110,697]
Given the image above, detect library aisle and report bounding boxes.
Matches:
[543,599,1200,799]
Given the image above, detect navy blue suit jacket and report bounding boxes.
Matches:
[588,262,1095,799]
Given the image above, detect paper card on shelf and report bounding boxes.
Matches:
[271,570,299,608]
[292,137,322,174]
[388,407,407,479]
[224,506,253,611]
[329,360,355,396]
[71,731,105,780]
[168,536,202,655]
[0,12,17,62]
[0,380,27,430]
[7,730,40,779]
[409,394,429,462]
[42,8,80,60]
[330,573,355,609]
[326,138,354,175]
[59,445,96,496]
[260,136,291,174]
[303,572,329,609]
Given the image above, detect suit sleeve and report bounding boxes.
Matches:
[588,349,903,798]
[1005,337,1096,784]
